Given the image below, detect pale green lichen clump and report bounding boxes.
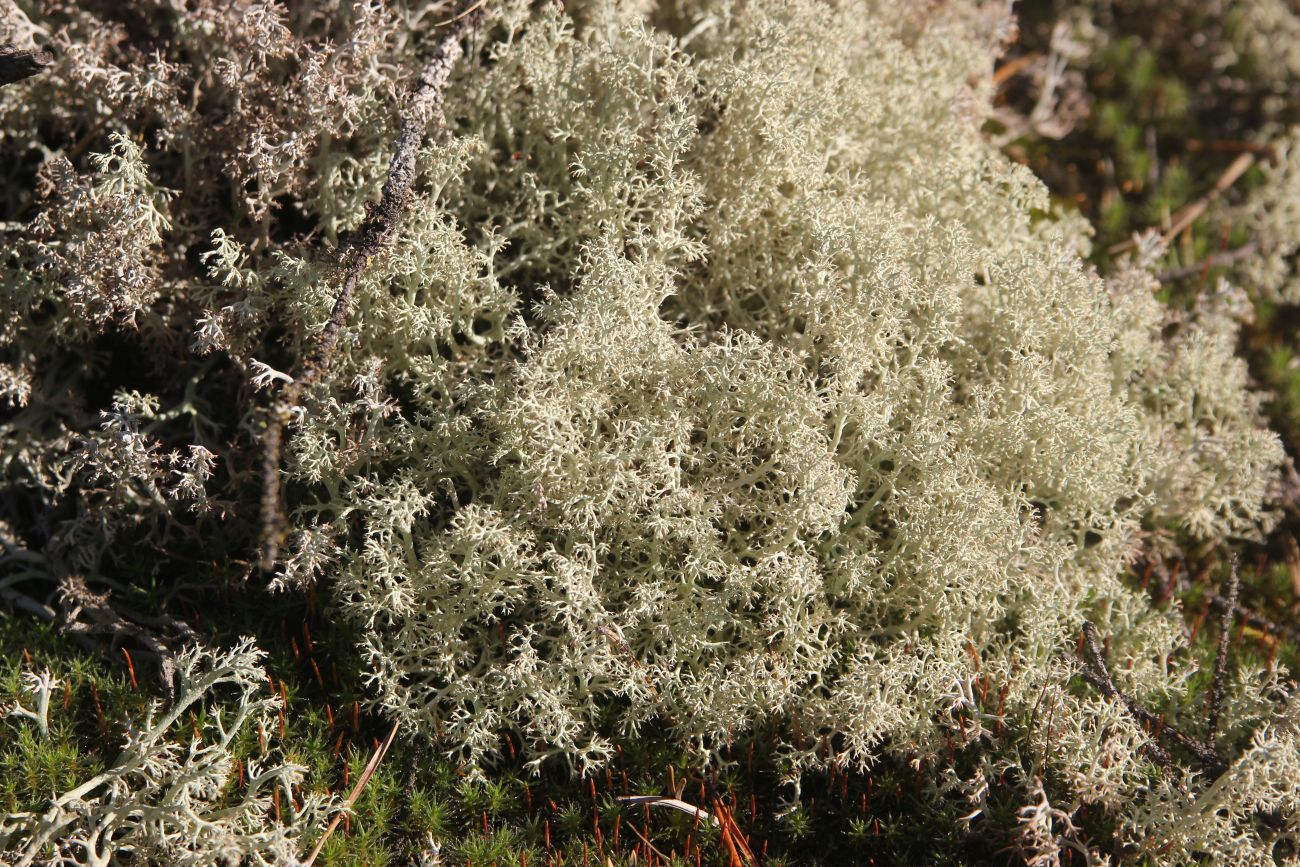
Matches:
[0,640,329,866]
[279,0,1289,859]
[2,0,1298,862]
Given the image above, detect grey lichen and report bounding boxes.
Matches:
[0,639,331,866]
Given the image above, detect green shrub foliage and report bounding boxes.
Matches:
[2,0,1298,862]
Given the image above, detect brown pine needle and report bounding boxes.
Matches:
[435,0,488,27]
[616,795,719,827]
[301,718,401,866]
[1109,151,1255,255]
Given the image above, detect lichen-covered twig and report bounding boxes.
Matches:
[259,0,483,571]
[0,44,51,87]
[1205,556,1240,751]
[1078,622,1226,776]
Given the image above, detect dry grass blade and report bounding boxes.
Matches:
[301,718,402,866]
[1160,152,1255,244]
[616,795,719,826]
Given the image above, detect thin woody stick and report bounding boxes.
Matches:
[1109,151,1255,255]
[0,44,52,87]
[1157,240,1258,282]
[1205,556,1240,751]
[259,2,483,570]
[1078,622,1225,775]
[1159,152,1255,245]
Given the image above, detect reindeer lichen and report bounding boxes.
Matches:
[1,0,1297,863]
[0,639,331,866]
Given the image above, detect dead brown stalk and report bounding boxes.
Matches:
[259,1,484,570]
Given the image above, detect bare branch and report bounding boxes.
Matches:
[258,1,484,571]
[1157,241,1259,282]
[1206,556,1240,751]
[1109,152,1255,255]
[56,574,195,698]
[1078,622,1226,776]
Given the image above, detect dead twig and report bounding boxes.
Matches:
[1157,240,1258,282]
[1153,552,1300,646]
[3,531,197,697]
[434,0,488,26]
[259,1,484,570]
[1205,592,1300,646]
[992,52,1040,85]
[56,574,197,699]
[1205,557,1239,751]
[615,795,719,826]
[1109,152,1255,255]
[1077,622,1225,776]
[0,44,52,87]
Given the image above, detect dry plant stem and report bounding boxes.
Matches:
[1207,592,1300,645]
[1157,240,1259,282]
[992,52,1040,85]
[1109,152,1256,254]
[1078,622,1226,776]
[0,44,52,86]
[1159,552,1300,644]
[302,718,402,866]
[0,582,57,621]
[1206,557,1240,751]
[2,540,194,694]
[259,2,482,570]
[1159,152,1255,245]
[616,795,719,826]
[623,819,672,863]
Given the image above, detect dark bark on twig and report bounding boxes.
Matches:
[0,582,58,621]
[1152,551,1300,645]
[1,569,196,698]
[3,532,196,694]
[1078,622,1226,776]
[1206,593,1300,645]
[1206,557,1239,751]
[0,44,52,87]
[1157,241,1259,282]
[258,3,483,571]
